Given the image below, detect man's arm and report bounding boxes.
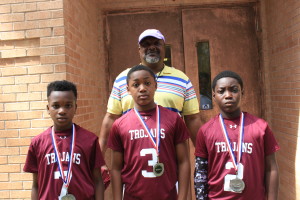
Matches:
[194,156,208,200]
[176,140,191,200]
[93,167,104,200]
[184,113,201,146]
[99,112,121,155]
[31,173,38,200]
[265,153,279,200]
[110,150,124,200]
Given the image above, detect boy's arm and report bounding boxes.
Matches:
[184,113,201,146]
[265,153,279,200]
[194,156,208,200]
[99,112,121,155]
[176,140,191,200]
[31,173,38,200]
[111,150,124,200]
[93,167,104,200]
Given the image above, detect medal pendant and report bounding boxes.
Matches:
[61,194,76,200]
[153,163,164,177]
[229,178,245,193]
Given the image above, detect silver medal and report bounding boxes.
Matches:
[153,163,164,177]
[229,178,245,193]
[61,194,76,200]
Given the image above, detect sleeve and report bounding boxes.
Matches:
[182,78,200,116]
[91,137,106,169]
[264,125,280,156]
[107,121,124,152]
[194,156,208,200]
[23,141,38,173]
[107,80,123,115]
[194,128,208,159]
[174,114,190,144]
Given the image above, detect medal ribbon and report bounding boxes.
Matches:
[51,124,76,188]
[134,105,161,156]
[219,112,244,172]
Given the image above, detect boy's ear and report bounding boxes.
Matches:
[241,89,244,96]
[212,91,216,100]
[127,85,131,95]
[46,104,50,114]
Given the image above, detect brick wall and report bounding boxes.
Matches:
[259,0,300,199]
[0,0,65,198]
[0,0,108,199]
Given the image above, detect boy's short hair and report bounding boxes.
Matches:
[126,65,156,84]
[47,80,77,99]
[212,70,243,91]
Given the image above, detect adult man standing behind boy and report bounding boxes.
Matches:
[100,29,201,154]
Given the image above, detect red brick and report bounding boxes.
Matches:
[10,189,31,199]
[15,56,40,66]
[28,83,48,92]
[40,36,64,46]
[27,47,53,56]
[38,18,64,28]
[15,75,40,84]
[19,128,44,137]
[0,130,19,138]
[16,92,42,102]
[0,182,23,190]
[0,190,9,199]
[0,31,25,40]
[54,46,65,54]
[0,13,24,23]
[16,38,39,48]
[27,65,54,74]
[25,10,51,20]
[0,139,5,146]
[0,112,17,120]
[0,173,9,181]
[0,0,24,4]
[26,28,52,38]
[10,173,32,181]
[0,23,13,31]
[8,155,27,164]
[0,77,15,85]
[41,55,65,64]
[31,119,52,128]
[7,138,31,147]
[5,102,30,112]
[41,73,66,82]
[53,26,64,36]
[2,85,28,93]
[0,147,19,156]
[0,156,8,164]
[0,49,26,58]
[0,5,11,14]
[14,21,38,30]
[20,146,29,155]
[29,101,47,110]
[5,120,31,129]
[11,3,37,13]
[37,0,63,10]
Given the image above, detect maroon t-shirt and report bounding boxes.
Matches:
[24,124,105,200]
[108,105,190,200]
[195,113,280,200]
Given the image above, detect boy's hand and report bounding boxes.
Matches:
[101,165,110,190]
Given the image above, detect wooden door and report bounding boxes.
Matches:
[105,6,260,200]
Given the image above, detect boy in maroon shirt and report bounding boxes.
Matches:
[194,71,280,200]
[108,65,191,200]
[24,80,105,200]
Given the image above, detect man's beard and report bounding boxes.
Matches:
[144,52,161,64]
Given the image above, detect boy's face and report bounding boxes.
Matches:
[213,77,243,117]
[47,91,77,131]
[127,70,157,111]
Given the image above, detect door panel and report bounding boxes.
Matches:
[182,7,261,121]
[182,7,260,200]
[107,10,184,89]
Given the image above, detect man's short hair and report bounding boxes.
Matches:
[212,70,243,91]
[47,80,77,99]
[126,65,156,84]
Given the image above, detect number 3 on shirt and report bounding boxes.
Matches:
[224,162,244,192]
[140,148,157,178]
